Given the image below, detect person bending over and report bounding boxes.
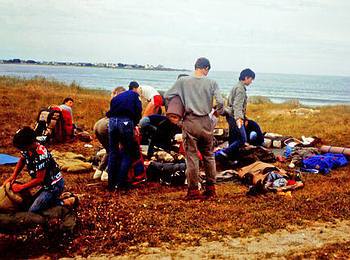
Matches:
[93,86,126,181]
[3,127,66,212]
[107,81,142,191]
[139,114,182,157]
[137,84,163,117]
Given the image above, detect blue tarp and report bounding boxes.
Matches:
[302,153,348,174]
[0,154,19,165]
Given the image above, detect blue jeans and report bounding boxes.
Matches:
[108,117,136,190]
[246,119,264,146]
[222,115,247,157]
[29,178,64,213]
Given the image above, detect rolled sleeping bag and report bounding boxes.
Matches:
[0,183,23,212]
[166,96,184,124]
[320,145,350,157]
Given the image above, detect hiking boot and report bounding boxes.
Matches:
[100,171,108,182]
[184,189,206,200]
[203,185,217,199]
[93,169,102,180]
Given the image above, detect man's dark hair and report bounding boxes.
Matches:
[13,126,36,150]
[128,81,139,90]
[63,97,74,104]
[194,57,211,70]
[239,69,255,81]
[177,73,189,79]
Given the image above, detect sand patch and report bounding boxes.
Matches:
[80,220,350,259]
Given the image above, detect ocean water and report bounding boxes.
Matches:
[1,64,349,106]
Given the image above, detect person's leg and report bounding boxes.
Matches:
[247,120,264,146]
[117,118,135,187]
[29,179,64,212]
[107,118,120,190]
[226,114,237,145]
[94,119,110,176]
[197,117,216,197]
[183,130,200,190]
[249,131,258,142]
[95,131,109,171]
[221,116,246,157]
[182,115,204,199]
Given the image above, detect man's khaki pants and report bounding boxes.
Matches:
[182,114,216,190]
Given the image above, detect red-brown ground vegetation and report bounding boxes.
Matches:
[0,77,349,259]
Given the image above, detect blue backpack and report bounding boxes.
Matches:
[302,153,348,174]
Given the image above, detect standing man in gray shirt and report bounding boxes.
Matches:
[166,57,224,200]
[215,68,255,160]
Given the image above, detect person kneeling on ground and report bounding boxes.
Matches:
[139,114,182,157]
[107,81,142,191]
[3,127,74,212]
[93,86,126,181]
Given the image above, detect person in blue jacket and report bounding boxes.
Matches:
[107,81,142,191]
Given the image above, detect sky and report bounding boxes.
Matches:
[0,0,350,76]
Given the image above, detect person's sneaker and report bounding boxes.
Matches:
[101,171,108,182]
[93,169,102,180]
[203,185,217,199]
[184,189,206,200]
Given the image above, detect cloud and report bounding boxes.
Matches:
[0,0,349,75]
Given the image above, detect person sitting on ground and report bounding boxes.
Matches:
[137,83,164,117]
[58,97,75,140]
[215,69,256,160]
[93,86,126,181]
[107,81,142,191]
[3,127,73,212]
[139,114,182,157]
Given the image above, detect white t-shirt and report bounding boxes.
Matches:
[138,85,160,101]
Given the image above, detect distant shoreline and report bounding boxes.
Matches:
[1,65,349,107]
[0,59,189,72]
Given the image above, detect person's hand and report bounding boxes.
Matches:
[11,183,23,193]
[236,118,244,128]
[3,178,13,187]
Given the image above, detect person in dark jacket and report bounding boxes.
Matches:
[139,114,182,157]
[245,119,264,146]
[107,81,142,191]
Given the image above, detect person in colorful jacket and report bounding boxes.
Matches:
[3,127,66,212]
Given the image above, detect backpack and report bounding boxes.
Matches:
[34,106,65,143]
[146,161,186,186]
